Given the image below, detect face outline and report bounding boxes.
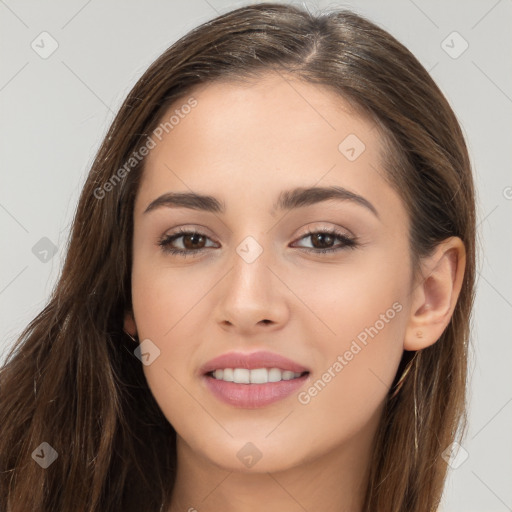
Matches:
[123,71,450,479]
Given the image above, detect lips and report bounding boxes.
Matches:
[199,350,310,375]
[199,350,311,408]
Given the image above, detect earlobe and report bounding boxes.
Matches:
[123,310,137,337]
[404,237,466,351]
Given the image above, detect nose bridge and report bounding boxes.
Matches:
[214,232,288,330]
[229,233,273,303]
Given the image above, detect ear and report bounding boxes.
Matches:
[404,236,466,351]
[123,309,137,337]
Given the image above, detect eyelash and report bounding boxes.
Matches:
[157,227,359,258]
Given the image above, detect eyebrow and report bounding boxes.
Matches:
[143,185,379,218]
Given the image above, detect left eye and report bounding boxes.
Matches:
[292,229,358,253]
[157,228,358,257]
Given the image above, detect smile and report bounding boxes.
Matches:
[200,350,311,408]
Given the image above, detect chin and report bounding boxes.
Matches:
[184,433,309,474]
[208,447,304,474]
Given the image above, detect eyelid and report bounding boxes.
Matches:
[158,227,218,247]
[160,223,353,241]
[293,224,354,241]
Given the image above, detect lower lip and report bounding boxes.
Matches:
[203,373,310,409]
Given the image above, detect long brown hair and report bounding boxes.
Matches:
[0,3,476,511]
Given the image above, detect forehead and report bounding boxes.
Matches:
[135,72,405,226]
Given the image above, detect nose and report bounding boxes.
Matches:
[214,241,290,336]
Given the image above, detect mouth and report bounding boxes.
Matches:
[202,367,310,409]
[200,350,311,408]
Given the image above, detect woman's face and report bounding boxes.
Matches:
[127,72,415,473]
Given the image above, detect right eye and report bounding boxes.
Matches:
[158,228,218,258]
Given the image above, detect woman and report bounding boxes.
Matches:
[0,3,476,511]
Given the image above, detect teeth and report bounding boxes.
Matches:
[233,368,250,384]
[211,367,304,384]
[282,370,296,380]
[268,368,282,382]
[249,368,267,384]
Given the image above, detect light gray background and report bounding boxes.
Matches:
[1,1,511,510]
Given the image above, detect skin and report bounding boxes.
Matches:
[124,72,466,512]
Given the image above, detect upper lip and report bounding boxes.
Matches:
[200,350,310,375]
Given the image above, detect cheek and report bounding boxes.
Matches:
[289,256,408,424]
[289,246,408,351]
[131,256,209,338]
[130,261,213,427]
